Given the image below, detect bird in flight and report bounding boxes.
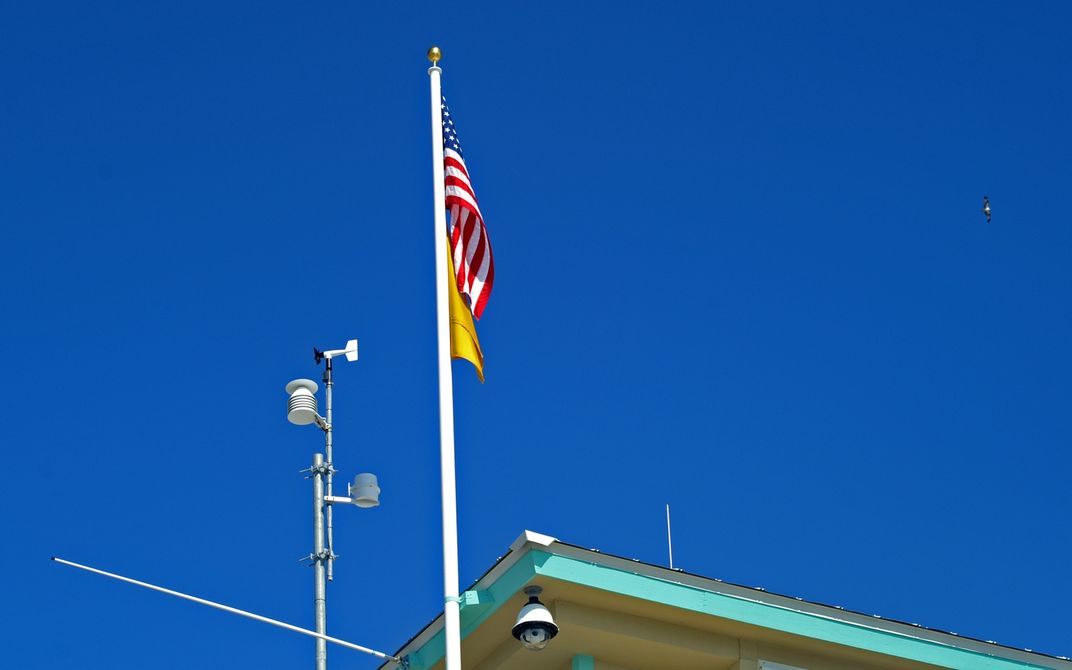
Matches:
[982,196,991,223]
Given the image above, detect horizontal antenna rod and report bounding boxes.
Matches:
[51,557,402,664]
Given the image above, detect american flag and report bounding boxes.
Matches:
[442,96,494,319]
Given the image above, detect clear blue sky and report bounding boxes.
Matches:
[2,2,1070,667]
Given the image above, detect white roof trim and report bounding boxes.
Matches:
[508,530,557,554]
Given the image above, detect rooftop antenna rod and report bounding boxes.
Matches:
[666,503,674,569]
[51,557,403,664]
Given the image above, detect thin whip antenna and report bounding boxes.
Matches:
[51,557,402,664]
[666,503,674,569]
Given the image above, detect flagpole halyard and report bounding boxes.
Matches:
[428,46,463,670]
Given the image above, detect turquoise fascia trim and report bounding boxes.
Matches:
[406,553,536,669]
[531,551,1054,670]
[572,653,595,670]
[402,547,1055,670]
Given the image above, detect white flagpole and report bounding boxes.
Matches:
[427,46,463,670]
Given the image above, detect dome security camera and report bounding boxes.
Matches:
[511,585,558,651]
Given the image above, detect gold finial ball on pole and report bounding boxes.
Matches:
[427,46,442,64]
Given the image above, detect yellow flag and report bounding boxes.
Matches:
[447,243,485,382]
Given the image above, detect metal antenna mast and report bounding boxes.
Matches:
[666,503,674,570]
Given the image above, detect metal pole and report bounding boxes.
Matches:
[428,54,463,670]
[666,503,674,570]
[313,453,328,670]
[324,358,335,582]
[51,557,402,663]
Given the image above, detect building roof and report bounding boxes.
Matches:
[383,531,1071,670]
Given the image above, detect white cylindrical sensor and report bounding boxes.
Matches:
[351,473,380,508]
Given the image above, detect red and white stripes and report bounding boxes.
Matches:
[444,146,494,319]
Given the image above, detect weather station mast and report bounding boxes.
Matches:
[54,337,404,669]
[285,338,382,670]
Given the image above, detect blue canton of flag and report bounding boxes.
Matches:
[442,97,463,156]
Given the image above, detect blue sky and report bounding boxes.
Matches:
[2,2,1070,667]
